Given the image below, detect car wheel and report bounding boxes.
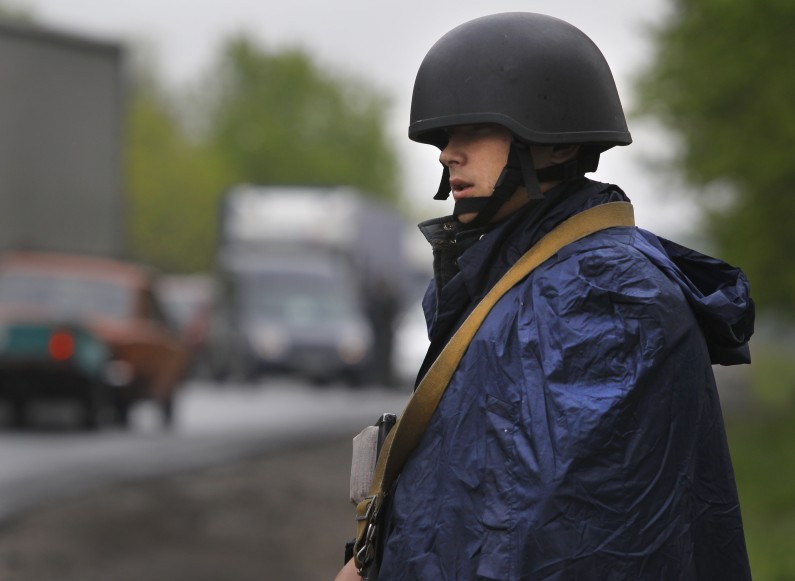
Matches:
[80,382,106,431]
[209,351,231,383]
[160,394,176,428]
[10,398,29,429]
[113,391,132,428]
[230,354,259,385]
[346,370,367,389]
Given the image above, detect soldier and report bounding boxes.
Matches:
[338,12,753,580]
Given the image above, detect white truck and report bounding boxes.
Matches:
[210,184,412,386]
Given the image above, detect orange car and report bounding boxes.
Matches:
[0,251,189,429]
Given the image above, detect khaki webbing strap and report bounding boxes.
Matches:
[353,201,634,574]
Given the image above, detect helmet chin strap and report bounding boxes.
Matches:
[434,166,451,200]
[452,146,524,228]
[436,142,598,228]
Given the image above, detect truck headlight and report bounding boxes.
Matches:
[337,323,371,365]
[251,325,289,359]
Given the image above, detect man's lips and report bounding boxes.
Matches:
[450,178,474,200]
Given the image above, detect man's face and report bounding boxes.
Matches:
[439,124,530,225]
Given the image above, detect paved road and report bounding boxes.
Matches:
[0,379,410,521]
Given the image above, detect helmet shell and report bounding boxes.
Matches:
[409,13,632,149]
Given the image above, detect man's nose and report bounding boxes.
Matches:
[439,139,463,167]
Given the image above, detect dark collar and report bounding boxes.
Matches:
[419,178,630,349]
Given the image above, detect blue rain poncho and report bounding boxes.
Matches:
[378,179,753,580]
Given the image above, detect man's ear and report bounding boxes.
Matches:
[550,144,580,164]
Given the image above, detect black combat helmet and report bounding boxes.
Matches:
[410,13,632,224]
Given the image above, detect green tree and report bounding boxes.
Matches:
[0,1,34,22]
[126,73,232,272]
[202,35,401,203]
[637,0,795,315]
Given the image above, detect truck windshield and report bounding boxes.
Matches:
[240,271,357,325]
[0,271,133,319]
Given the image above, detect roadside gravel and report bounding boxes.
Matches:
[0,436,357,581]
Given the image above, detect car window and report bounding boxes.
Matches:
[0,271,134,319]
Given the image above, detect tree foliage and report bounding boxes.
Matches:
[203,35,401,203]
[0,1,34,22]
[637,0,795,315]
[126,75,232,272]
[126,34,401,272]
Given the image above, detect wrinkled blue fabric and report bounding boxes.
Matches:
[378,179,753,580]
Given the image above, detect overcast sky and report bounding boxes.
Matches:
[14,0,699,238]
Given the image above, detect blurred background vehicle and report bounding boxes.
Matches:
[0,251,190,429]
[211,184,413,386]
[155,274,216,378]
[0,22,125,261]
[391,303,430,390]
[207,254,373,384]
[390,259,432,390]
[0,25,191,429]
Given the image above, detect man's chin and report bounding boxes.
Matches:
[455,212,478,224]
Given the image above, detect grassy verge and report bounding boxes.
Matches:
[725,346,795,580]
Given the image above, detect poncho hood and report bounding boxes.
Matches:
[633,232,754,365]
